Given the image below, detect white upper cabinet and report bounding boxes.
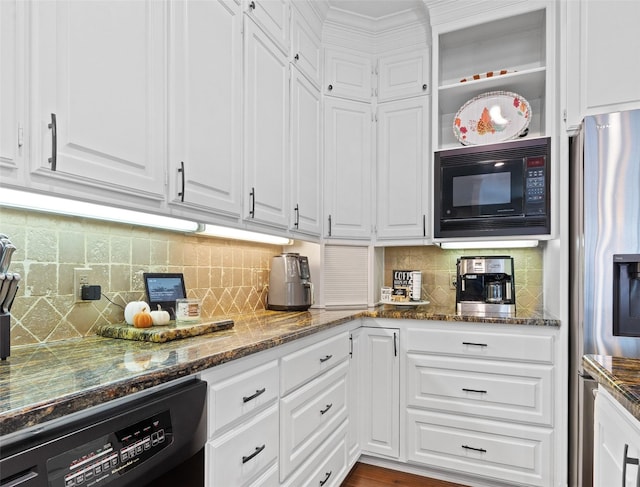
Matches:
[432,4,552,150]
[290,68,322,237]
[168,0,242,220]
[377,48,430,102]
[0,0,25,188]
[30,0,166,204]
[290,6,321,88]
[566,0,640,132]
[376,97,430,241]
[324,47,373,102]
[245,0,289,55]
[324,97,372,240]
[244,18,290,229]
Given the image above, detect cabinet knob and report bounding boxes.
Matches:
[294,53,299,61]
[422,83,427,91]
[249,1,255,10]
[327,84,333,92]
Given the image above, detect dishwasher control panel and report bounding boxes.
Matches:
[47,410,173,487]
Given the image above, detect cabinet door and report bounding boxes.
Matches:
[0,0,25,187]
[594,388,640,487]
[347,328,362,465]
[376,97,429,240]
[324,98,372,239]
[168,0,242,218]
[377,48,430,102]
[290,6,321,88]
[324,48,372,102]
[31,1,166,202]
[290,68,322,237]
[244,18,290,229]
[572,0,640,122]
[245,0,289,55]
[359,327,400,458]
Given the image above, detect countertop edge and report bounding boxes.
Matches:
[0,308,560,438]
[583,355,640,422]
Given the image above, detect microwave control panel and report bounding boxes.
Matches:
[524,156,546,214]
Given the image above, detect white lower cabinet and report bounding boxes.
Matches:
[359,326,400,459]
[280,359,349,480]
[281,420,349,487]
[207,405,280,487]
[594,387,640,487]
[403,321,557,486]
[202,356,280,487]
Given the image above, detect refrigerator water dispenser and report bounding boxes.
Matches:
[613,254,640,337]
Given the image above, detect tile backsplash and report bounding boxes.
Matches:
[384,245,543,313]
[1,207,279,346]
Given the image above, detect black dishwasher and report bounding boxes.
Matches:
[0,378,206,487]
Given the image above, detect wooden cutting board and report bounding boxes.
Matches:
[95,319,234,343]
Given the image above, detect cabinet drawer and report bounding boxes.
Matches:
[207,405,279,487]
[280,359,349,480]
[406,325,554,364]
[206,360,279,436]
[406,353,553,426]
[406,409,553,487]
[282,420,348,487]
[281,332,349,395]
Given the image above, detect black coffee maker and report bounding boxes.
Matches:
[456,256,516,317]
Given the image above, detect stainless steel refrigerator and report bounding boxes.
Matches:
[570,109,640,487]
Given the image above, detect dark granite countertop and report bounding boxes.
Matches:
[583,354,640,422]
[0,306,560,437]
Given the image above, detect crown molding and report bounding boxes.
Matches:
[424,0,542,27]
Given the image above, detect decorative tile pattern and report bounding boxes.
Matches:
[384,246,544,314]
[1,208,279,346]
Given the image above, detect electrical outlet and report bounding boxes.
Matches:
[74,268,92,303]
[449,272,457,290]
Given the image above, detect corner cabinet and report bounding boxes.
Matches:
[244,17,290,229]
[323,97,373,240]
[168,0,243,219]
[324,47,372,102]
[29,0,166,206]
[594,387,640,487]
[375,97,430,241]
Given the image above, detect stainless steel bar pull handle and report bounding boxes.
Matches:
[622,443,640,487]
[48,113,57,171]
[242,388,266,403]
[294,204,299,228]
[320,354,332,363]
[249,187,255,218]
[242,444,265,464]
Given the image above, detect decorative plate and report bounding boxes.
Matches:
[459,69,516,83]
[453,91,531,146]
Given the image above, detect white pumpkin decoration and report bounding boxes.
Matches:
[150,305,171,326]
[124,301,149,325]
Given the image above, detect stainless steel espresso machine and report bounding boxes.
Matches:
[456,256,516,317]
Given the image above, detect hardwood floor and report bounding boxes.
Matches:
[341,463,469,487]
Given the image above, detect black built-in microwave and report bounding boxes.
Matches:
[434,137,551,238]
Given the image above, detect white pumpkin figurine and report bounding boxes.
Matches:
[124,301,149,325]
[150,305,171,326]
